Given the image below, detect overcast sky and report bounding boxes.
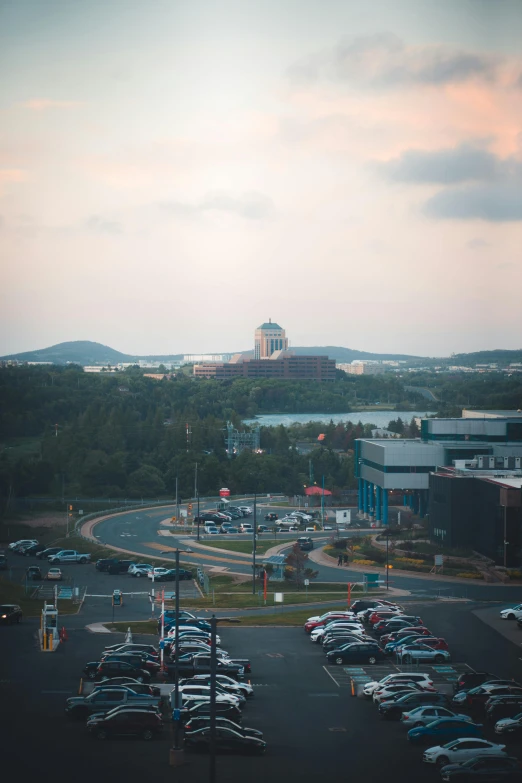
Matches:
[1,0,521,358]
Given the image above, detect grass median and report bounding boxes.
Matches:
[197,539,280,555]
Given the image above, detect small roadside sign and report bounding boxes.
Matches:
[304,579,310,586]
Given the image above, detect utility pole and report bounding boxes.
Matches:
[386,532,390,591]
[321,475,325,525]
[175,476,179,521]
[170,549,185,766]
[197,491,200,541]
[194,462,198,500]
[210,614,217,783]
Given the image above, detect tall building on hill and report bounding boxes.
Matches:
[254,319,288,359]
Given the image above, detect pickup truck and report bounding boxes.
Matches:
[48,550,91,564]
[166,653,247,680]
[65,686,163,719]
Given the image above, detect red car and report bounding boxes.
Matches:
[420,637,449,651]
[368,611,403,626]
[304,612,355,634]
[380,629,429,646]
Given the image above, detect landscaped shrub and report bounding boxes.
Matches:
[352,559,376,566]
[507,571,522,579]
[456,572,483,579]
[394,557,425,566]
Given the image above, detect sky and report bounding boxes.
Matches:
[1,0,522,358]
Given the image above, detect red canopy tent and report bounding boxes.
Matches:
[304,486,332,496]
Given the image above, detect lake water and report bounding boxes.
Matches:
[242,411,432,428]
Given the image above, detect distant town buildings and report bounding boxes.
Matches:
[340,361,386,375]
[183,354,232,363]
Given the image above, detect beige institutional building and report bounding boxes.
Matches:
[254,320,288,359]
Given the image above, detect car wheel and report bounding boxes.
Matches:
[368,656,377,665]
[16,616,21,624]
[87,671,97,680]
[434,654,445,663]
[95,729,108,740]
[136,676,144,683]
[507,613,516,620]
[142,729,154,741]
[403,655,412,664]
[79,558,87,564]
[135,573,142,578]
[334,657,344,665]
[436,756,449,768]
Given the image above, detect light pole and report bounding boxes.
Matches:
[252,490,257,595]
[385,531,390,591]
[197,490,201,541]
[503,504,508,568]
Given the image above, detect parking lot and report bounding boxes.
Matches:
[2,599,522,783]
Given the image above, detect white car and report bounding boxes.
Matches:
[239,524,253,533]
[238,506,252,515]
[423,739,507,767]
[128,563,153,577]
[307,611,356,624]
[397,643,451,664]
[189,674,254,699]
[290,512,312,522]
[311,625,364,642]
[373,683,426,704]
[147,567,172,580]
[495,714,522,735]
[167,627,221,645]
[401,706,473,728]
[363,673,434,697]
[9,539,37,550]
[500,604,522,620]
[178,684,241,708]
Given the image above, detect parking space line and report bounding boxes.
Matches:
[322,666,341,687]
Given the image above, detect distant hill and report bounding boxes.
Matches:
[2,340,520,368]
[289,346,421,362]
[0,341,137,365]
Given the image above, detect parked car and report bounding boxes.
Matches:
[147,567,192,582]
[495,714,522,738]
[183,717,261,736]
[0,604,22,624]
[439,756,522,781]
[92,679,161,697]
[304,612,356,633]
[184,726,266,755]
[176,684,242,708]
[296,537,313,551]
[36,547,63,560]
[500,605,522,621]
[46,568,63,581]
[453,682,520,706]
[373,683,426,704]
[264,513,278,522]
[408,718,483,745]
[453,672,499,694]
[181,701,242,724]
[257,525,269,533]
[128,563,153,577]
[326,642,386,666]
[363,673,434,697]
[401,706,474,728]
[351,600,402,614]
[397,643,451,664]
[48,550,90,564]
[9,539,37,551]
[104,643,159,658]
[384,633,433,652]
[96,559,135,574]
[183,675,253,699]
[466,686,522,711]
[87,708,163,740]
[102,653,161,676]
[26,566,42,580]
[83,660,152,683]
[20,543,47,557]
[485,698,522,723]
[379,691,449,720]
[422,738,507,767]
[66,687,162,719]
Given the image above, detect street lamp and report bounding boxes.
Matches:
[385,531,390,592]
[197,490,201,542]
[209,615,240,783]
[252,490,257,595]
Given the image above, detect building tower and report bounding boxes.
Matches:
[254,319,288,359]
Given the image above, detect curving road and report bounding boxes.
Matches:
[87,503,522,602]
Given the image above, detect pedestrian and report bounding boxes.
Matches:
[337,553,343,567]
[343,553,348,566]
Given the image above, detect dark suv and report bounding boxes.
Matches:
[379,691,448,719]
[96,559,134,573]
[84,660,152,682]
[453,671,498,693]
[0,604,23,624]
[297,537,314,551]
[87,709,163,740]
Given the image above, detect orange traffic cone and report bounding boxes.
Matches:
[60,626,68,642]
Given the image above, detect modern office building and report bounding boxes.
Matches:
[340,361,386,375]
[429,468,522,566]
[254,320,288,359]
[355,416,522,526]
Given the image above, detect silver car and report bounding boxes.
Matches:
[401,706,474,728]
[397,643,451,664]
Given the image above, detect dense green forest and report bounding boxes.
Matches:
[0,366,520,512]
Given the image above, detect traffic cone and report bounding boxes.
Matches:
[125,627,133,643]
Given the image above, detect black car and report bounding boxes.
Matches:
[0,604,22,625]
[184,717,262,737]
[95,558,134,573]
[153,568,192,582]
[36,547,63,560]
[379,691,448,720]
[453,671,499,694]
[297,537,314,551]
[323,636,366,653]
[265,513,278,521]
[184,726,266,755]
[87,709,163,740]
[326,642,386,666]
[181,701,242,724]
[83,660,152,682]
[92,679,161,696]
[440,756,522,781]
[21,543,47,557]
[102,653,160,675]
[26,566,42,580]
[485,697,522,722]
